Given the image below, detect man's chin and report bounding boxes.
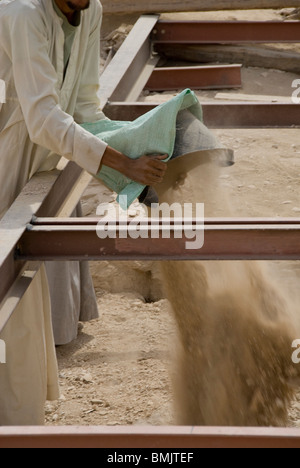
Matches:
[66,0,90,11]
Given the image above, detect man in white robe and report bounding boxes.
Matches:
[0,0,167,425]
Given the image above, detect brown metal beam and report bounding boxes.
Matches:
[31,217,300,226]
[1,426,300,448]
[202,102,300,128]
[16,219,300,262]
[152,21,300,44]
[144,65,242,91]
[104,102,300,128]
[99,15,159,103]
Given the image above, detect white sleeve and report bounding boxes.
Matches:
[74,1,105,124]
[10,6,107,174]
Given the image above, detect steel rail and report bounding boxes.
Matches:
[100,15,159,103]
[104,101,300,128]
[152,21,300,44]
[1,426,300,449]
[144,64,242,91]
[16,219,300,262]
[31,217,300,226]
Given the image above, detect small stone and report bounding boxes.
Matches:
[82,373,93,384]
[292,207,300,213]
[91,400,104,405]
[83,409,95,415]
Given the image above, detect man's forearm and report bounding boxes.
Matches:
[99,146,130,175]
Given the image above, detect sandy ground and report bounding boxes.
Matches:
[45,8,300,427]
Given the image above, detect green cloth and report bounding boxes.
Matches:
[81,89,204,209]
[52,0,80,71]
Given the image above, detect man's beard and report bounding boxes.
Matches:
[66,0,90,11]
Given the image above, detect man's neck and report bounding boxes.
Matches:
[54,0,76,25]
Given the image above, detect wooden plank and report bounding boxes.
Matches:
[155,43,300,74]
[215,92,293,102]
[1,426,300,448]
[101,0,300,15]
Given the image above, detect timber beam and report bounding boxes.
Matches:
[101,0,300,15]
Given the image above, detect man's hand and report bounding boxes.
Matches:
[125,155,167,185]
[100,146,168,186]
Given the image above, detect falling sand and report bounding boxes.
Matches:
[155,151,300,426]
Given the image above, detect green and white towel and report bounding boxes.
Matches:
[81,89,204,209]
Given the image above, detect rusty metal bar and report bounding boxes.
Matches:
[16,220,300,262]
[104,102,300,128]
[31,217,300,226]
[99,15,159,103]
[202,102,300,128]
[152,21,300,44]
[1,426,300,448]
[144,64,242,91]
